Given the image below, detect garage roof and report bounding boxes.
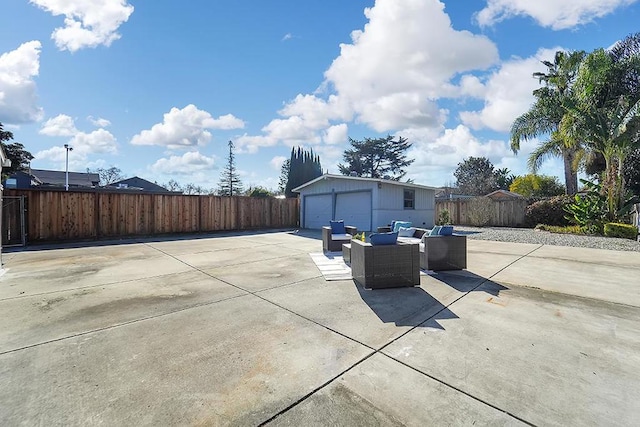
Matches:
[292,174,438,192]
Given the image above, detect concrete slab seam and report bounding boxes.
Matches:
[378,352,537,427]
[256,349,378,426]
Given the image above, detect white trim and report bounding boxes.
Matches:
[292,173,438,192]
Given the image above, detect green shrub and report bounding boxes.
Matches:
[603,223,639,240]
[534,224,585,234]
[437,209,451,225]
[564,179,607,234]
[524,196,572,228]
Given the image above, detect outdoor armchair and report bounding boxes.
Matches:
[322,221,357,252]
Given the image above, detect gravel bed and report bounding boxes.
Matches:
[453,226,640,252]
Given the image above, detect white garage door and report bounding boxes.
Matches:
[304,194,333,229]
[335,192,372,231]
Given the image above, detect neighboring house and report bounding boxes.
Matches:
[293,174,438,232]
[435,186,474,200]
[107,176,174,193]
[3,169,99,189]
[485,189,525,200]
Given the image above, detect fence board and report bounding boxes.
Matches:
[3,189,299,243]
[436,198,526,227]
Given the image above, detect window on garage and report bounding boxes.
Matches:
[404,189,415,209]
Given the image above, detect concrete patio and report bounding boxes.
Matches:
[1,229,639,426]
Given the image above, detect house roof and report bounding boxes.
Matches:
[108,176,171,193]
[485,189,525,199]
[292,173,439,192]
[30,169,99,187]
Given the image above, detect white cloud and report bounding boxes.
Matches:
[0,41,43,124]
[323,124,348,145]
[406,125,514,185]
[150,151,216,175]
[270,156,287,170]
[130,105,245,149]
[35,115,118,168]
[262,116,320,145]
[70,128,117,154]
[324,0,499,131]
[282,33,293,42]
[234,134,277,154]
[235,0,499,153]
[88,116,111,127]
[40,114,78,136]
[475,0,638,30]
[30,0,134,52]
[459,47,561,132]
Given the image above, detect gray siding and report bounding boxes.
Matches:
[297,176,435,231]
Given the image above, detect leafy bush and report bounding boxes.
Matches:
[437,209,451,225]
[467,197,494,226]
[534,224,585,234]
[524,196,573,228]
[564,180,607,234]
[603,223,639,240]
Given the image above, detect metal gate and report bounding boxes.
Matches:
[2,195,26,247]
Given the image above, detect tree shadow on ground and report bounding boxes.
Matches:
[354,270,509,329]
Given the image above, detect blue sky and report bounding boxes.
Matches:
[1,0,639,191]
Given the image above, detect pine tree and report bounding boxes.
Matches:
[217,140,244,196]
[284,147,322,197]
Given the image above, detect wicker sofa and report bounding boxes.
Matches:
[375,226,467,271]
[350,240,420,289]
[322,225,358,252]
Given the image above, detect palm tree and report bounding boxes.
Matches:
[564,34,640,219]
[511,50,586,195]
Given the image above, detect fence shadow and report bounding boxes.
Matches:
[3,228,301,253]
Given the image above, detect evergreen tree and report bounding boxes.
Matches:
[284,147,322,197]
[278,159,290,194]
[217,140,244,196]
[454,156,501,196]
[338,135,414,180]
[1,122,34,179]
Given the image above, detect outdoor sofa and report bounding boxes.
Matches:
[377,223,467,271]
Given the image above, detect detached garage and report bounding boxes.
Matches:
[293,174,437,231]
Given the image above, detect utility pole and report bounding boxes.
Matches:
[64,144,73,191]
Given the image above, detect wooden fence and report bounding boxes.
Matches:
[435,198,527,227]
[3,189,299,244]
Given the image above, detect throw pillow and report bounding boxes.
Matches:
[397,227,416,237]
[370,232,398,245]
[440,225,454,236]
[329,220,346,234]
[392,221,412,232]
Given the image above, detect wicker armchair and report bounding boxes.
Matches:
[420,235,467,271]
[350,240,420,289]
[322,225,357,252]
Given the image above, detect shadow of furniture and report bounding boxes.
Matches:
[350,240,420,289]
[322,225,357,252]
[421,235,467,271]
